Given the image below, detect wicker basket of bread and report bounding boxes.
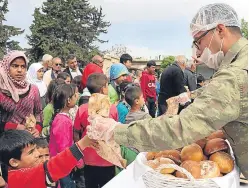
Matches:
[133,130,240,188]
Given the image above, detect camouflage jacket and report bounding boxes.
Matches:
[114,38,248,177]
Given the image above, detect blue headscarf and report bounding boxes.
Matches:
[110,63,129,80]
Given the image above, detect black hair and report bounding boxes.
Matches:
[78,96,90,106]
[197,74,205,83]
[72,75,83,93]
[147,60,156,67]
[57,72,70,81]
[119,80,132,99]
[120,54,133,64]
[125,85,142,107]
[52,84,75,111]
[87,73,108,94]
[46,79,65,103]
[67,54,76,63]
[0,130,34,166]
[34,137,48,149]
[51,84,76,122]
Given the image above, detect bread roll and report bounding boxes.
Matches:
[146,158,160,169]
[204,138,228,155]
[195,138,207,149]
[155,150,181,164]
[202,155,208,161]
[209,151,234,174]
[200,161,220,178]
[146,152,158,160]
[175,160,201,179]
[206,130,225,140]
[181,143,204,162]
[163,174,176,178]
[159,158,175,174]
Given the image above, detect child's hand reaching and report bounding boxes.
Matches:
[0,176,6,187]
[77,135,99,151]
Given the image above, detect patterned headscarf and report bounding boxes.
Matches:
[0,51,30,102]
[109,63,129,80]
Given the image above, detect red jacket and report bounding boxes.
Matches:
[8,144,83,188]
[140,71,156,101]
[81,63,103,89]
[74,104,118,166]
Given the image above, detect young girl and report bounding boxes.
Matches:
[49,84,79,188]
[42,79,65,138]
[27,62,47,108]
[57,72,71,84]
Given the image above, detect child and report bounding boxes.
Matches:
[0,130,96,188]
[57,72,71,84]
[74,73,118,188]
[34,137,50,163]
[42,79,65,138]
[116,81,132,123]
[49,84,79,188]
[108,63,129,104]
[125,85,152,124]
[72,75,83,94]
[197,74,205,89]
[34,137,57,188]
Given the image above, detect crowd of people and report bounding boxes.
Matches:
[0,2,248,188]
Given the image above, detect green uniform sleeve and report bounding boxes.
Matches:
[108,84,119,104]
[114,69,241,151]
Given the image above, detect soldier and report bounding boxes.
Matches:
[87,3,248,178]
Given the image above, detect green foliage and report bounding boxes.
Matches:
[241,18,248,39]
[0,0,24,58]
[27,0,110,62]
[161,55,175,69]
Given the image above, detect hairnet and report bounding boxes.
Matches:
[190,3,241,37]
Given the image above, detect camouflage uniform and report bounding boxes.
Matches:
[114,38,248,178]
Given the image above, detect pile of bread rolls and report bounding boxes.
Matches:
[145,130,234,179]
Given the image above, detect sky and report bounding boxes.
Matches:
[5,0,249,59]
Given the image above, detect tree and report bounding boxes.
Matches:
[161,55,175,69]
[27,0,110,62]
[0,0,24,58]
[241,18,248,39]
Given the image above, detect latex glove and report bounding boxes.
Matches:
[87,115,119,142]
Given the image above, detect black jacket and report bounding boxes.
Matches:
[63,67,83,80]
[158,63,186,104]
[184,68,197,91]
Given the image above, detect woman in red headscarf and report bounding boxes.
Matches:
[0,51,42,136]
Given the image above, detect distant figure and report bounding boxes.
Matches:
[184,60,197,91]
[197,74,205,89]
[63,54,83,79]
[158,55,187,115]
[42,54,53,72]
[120,53,133,82]
[140,60,157,118]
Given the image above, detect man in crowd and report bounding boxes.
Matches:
[120,53,133,82]
[81,55,104,89]
[140,60,157,118]
[43,57,63,87]
[184,60,197,91]
[158,55,187,115]
[42,54,53,72]
[63,54,83,79]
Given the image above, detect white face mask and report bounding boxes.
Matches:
[199,31,224,70]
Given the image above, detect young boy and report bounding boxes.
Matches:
[125,85,152,124]
[0,130,96,188]
[34,137,57,188]
[74,73,118,188]
[108,63,129,104]
[34,137,50,163]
